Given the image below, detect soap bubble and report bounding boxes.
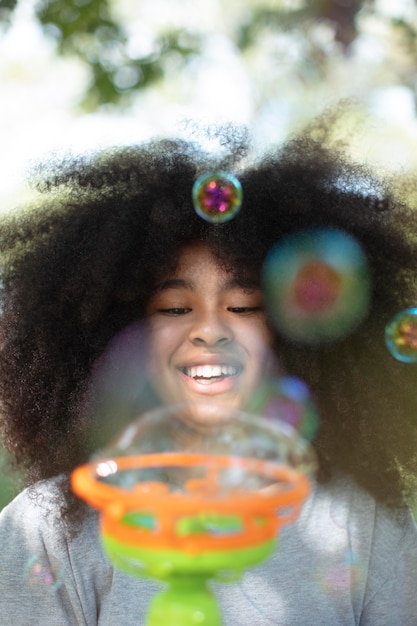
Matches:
[192,172,242,223]
[87,321,156,450]
[262,229,371,344]
[245,375,319,441]
[24,555,63,591]
[88,325,284,452]
[91,402,317,493]
[316,550,365,596]
[385,308,417,363]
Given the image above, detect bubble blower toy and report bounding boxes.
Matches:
[72,402,316,626]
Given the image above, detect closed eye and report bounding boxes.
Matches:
[228,306,263,315]
[158,307,191,316]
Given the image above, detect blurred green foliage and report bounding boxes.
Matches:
[1,0,201,110]
[35,0,201,110]
[2,0,417,111]
[238,0,362,51]
[0,0,18,24]
[0,447,21,510]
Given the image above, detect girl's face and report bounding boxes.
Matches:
[145,243,275,413]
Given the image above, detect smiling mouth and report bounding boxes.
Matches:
[182,364,240,384]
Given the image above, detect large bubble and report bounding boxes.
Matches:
[91,403,317,493]
[87,321,156,451]
[385,308,417,363]
[192,172,242,223]
[90,319,292,437]
[262,228,371,344]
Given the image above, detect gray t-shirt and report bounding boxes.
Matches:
[0,474,416,625]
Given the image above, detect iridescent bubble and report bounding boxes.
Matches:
[385,308,417,363]
[88,321,155,450]
[24,555,63,591]
[262,229,371,344]
[192,172,242,223]
[91,403,317,493]
[245,375,319,441]
[315,550,365,596]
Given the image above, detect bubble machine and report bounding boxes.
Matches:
[72,403,315,626]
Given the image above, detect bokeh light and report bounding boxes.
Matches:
[262,229,371,344]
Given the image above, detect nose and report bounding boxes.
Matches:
[189,311,233,346]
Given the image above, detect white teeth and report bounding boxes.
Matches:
[185,365,238,379]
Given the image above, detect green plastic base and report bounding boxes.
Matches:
[102,533,276,579]
[102,533,277,626]
[147,577,222,626]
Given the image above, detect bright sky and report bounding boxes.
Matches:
[0,0,256,211]
[2,0,417,212]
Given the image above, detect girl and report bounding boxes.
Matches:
[0,121,417,624]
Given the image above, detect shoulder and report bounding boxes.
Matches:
[306,472,416,537]
[0,480,62,539]
[1,478,74,535]
[0,478,102,567]
[307,474,417,586]
[293,472,417,575]
[0,480,117,622]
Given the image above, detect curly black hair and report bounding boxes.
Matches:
[1,117,417,531]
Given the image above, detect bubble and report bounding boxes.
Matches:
[262,229,371,344]
[88,321,156,450]
[385,308,417,363]
[192,172,242,223]
[315,550,365,596]
[24,554,63,591]
[91,403,317,493]
[246,375,319,441]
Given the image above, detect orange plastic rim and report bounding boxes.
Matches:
[72,452,310,551]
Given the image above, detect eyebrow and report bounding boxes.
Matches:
[155,278,193,292]
[154,276,260,293]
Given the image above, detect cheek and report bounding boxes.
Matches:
[244,324,277,373]
[147,322,183,371]
[242,318,273,350]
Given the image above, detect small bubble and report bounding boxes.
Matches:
[316,550,365,596]
[192,172,242,223]
[385,308,417,363]
[246,375,319,441]
[24,555,63,591]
